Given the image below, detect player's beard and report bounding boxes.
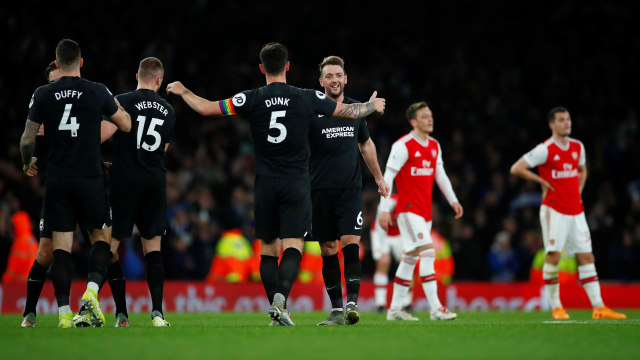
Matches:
[326,83,344,99]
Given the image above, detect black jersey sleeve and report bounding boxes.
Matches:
[358,118,370,143]
[98,84,119,118]
[226,90,253,116]
[303,89,337,117]
[27,87,45,124]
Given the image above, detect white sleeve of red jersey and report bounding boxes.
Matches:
[435,143,459,205]
[379,142,408,212]
[579,141,586,166]
[523,144,548,168]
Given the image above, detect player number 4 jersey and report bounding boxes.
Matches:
[523,137,586,215]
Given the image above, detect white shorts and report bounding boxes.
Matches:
[370,224,403,261]
[540,205,592,257]
[396,212,433,253]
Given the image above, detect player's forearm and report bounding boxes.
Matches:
[379,168,397,211]
[335,102,375,119]
[435,164,459,205]
[578,167,587,193]
[179,89,219,116]
[359,140,383,179]
[20,120,39,165]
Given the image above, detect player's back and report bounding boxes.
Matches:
[28,76,117,178]
[111,89,175,186]
[232,82,336,178]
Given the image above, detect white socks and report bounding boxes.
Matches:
[58,305,72,314]
[87,281,99,293]
[389,255,417,310]
[374,272,388,308]
[579,263,604,308]
[419,249,442,311]
[543,263,562,309]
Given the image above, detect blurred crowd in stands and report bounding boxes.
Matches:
[1,1,639,282]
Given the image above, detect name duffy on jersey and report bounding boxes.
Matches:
[321,126,355,138]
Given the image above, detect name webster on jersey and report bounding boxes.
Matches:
[321,126,355,138]
[134,101,169,116]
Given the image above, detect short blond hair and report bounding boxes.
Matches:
[138,57,164,80]
[318,55,345,75]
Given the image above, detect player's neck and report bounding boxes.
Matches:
[265,73,287,84]
[137,83,158,92]
[59,69,81,77]
[327,92,345,103]
[552,134,569,146]
[412,129,429,142]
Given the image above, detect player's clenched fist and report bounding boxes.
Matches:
[166,81,188,96]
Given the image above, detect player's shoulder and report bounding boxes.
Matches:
[84,79,114,97]
[567,137,584,147]
[343,96,360,104]
[541,137,555,148]
[395,132,414,145]
[427,135,440,145]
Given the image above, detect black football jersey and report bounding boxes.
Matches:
[33,134,49,183]
[231,82,337,177]
[110,89,176,186]
[310,96,370,189]
[27,76,118,177]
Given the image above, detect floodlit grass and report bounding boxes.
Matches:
[1,311,638,359]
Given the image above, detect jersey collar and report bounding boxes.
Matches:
[410,131,430,147]
[550,136,570,151]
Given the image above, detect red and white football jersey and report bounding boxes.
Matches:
[523,137,586,215]
[386,132,442,221]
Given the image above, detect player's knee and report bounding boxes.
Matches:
[36,245,54,267]
[376,254,391,269]
[576,252,595,265]
[340,235,360,247]
[320,241,339,256]
[545,251,562,265]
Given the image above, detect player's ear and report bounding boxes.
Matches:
[55,60,60,69]
[285,61,290,72]
[319,77,324,87]
[259,64,266,75]
[79,58,83,68]
[156,76,163,87]
[344,73,348,85]
[136,73,139,81]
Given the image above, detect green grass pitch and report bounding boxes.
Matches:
[1,311,638,360]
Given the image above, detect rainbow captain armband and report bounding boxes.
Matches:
[219,98,237,115]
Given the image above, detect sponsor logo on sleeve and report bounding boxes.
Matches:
[315,90,326,100]
[232,93,246,107]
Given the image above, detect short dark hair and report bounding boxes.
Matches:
[138,57,164,80]
[406,101,429,121]
[547,106,569,122]
[259,42,288,75]
[318,55,345,75]
[55,39,81,68]
[44,61,57,82]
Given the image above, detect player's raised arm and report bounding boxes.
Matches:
[334,91,385,119]
[109,98,131,133]
[20,119,40,175]
[167,81,225,116]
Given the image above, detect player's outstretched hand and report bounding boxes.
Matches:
[167,81,188,96]
[23,158,37,177]
[369,91,385,115]
[451,202,463,219]
[378,211,393,231]
[376,176,390,198]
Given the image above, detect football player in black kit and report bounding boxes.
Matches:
[20,39,131,328]
[311,56,390,326]
[99,57,175,327]
[167,42,385,326]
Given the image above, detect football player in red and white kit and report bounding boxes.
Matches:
[379,102,463,321]
[371,195,412,312]
[510,106,626,320]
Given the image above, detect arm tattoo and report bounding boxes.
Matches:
[20,119,40,165]
[336,102,375,119]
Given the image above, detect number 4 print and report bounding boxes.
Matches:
[59,103,79,137]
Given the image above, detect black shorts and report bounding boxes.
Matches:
[311,188,363,243]
[110,185,166,240]
[43,176,109,233]
[254,175,311,242]
[39,202,52,239]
